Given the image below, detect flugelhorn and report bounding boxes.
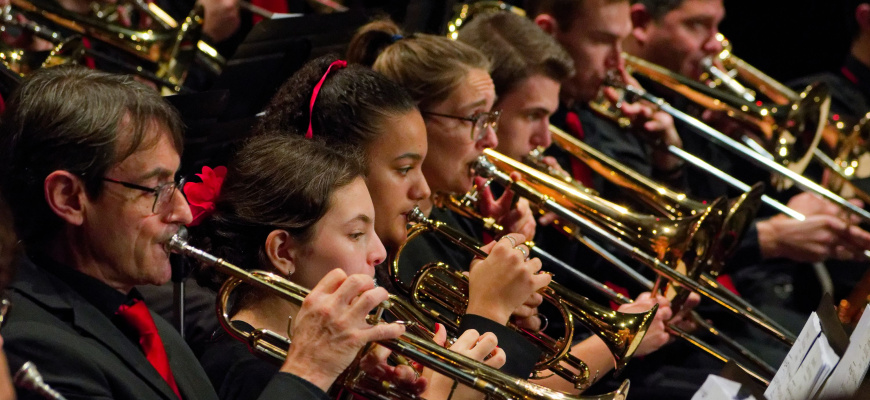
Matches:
[472,151,797,345]
[394,207,657,390]
[436,192,774,385]
[168,227,631,400]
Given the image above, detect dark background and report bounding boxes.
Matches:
[719,0,854,84]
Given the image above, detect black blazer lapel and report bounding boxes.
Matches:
[12,259,182,400]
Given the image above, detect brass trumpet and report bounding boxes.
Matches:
[394,207,658,390]
[436,192,774,385]
[168,228,631,400]
[471,151,797,345]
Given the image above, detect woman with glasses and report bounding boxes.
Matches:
[257,45,549,384]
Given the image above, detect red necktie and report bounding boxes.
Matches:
[117,300,182,399]
[565,111,595,188]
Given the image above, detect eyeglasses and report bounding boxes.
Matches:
[103,176,186,214]
[422,110,501,142]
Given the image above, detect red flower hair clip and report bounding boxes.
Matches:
[183,166,227,227]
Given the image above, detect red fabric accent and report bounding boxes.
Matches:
[0,93,6,115]
[81,37,96,70]
[482,231,494,245]
[307,60,347,138]
[564,111,594,187]
[605,281,630,311]
[183,166,227,227]
[842,66,859,85]
[117,300,182,399]
[251,0,288,24]
[715,274,740,296]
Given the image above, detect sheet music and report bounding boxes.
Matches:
[817,304,870,399]
[766,312,822,399]
[692,375,756,400]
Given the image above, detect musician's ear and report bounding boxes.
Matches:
[534,14,559,36]
[265,229,296,276]
[44,170,87,227]
[630,3,653,44]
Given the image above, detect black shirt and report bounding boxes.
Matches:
[199,321,329,400]
[34,254,144,348]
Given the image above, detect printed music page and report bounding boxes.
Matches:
[817,304,870,399]
[691,375,756,400]
[765,312,822,399]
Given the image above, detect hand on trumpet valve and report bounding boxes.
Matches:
[510,292,545,332]
[422,325,506,400]
[466,233,550,325]
[619,292,673,356]
[358,344,427,396]
[281,269,406,392]
[475,174,537,239]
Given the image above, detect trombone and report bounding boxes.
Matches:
[395,207,658,390]
[471,150,797,345]
[167,228,632,400]
[527,125,764,277]
[700,34,870,204]
[614,57,870,224]
[435,191,774,385]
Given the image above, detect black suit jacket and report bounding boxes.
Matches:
[5,256,320,400]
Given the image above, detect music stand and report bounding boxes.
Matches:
[211,10,367,120]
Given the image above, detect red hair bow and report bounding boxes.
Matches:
[183,166,227,227]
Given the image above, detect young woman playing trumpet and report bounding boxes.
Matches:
[187,134,504,400]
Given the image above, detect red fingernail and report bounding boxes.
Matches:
[434,323,442,334]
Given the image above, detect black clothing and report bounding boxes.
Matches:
[5,255,318,400]
[393,206,542,378]
[200,321,329,400]
[790,55,870,122]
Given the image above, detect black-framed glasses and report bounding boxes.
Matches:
[102,176,186,214]
[422,110,501,142]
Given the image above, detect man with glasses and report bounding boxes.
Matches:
[0,66,406,400]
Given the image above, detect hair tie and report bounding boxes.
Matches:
[390,34,404,43]
[183,166,227,227]
[307,60,347,139]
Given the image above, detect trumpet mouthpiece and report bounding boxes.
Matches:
[407,207,427,224]
[166,226,189,255]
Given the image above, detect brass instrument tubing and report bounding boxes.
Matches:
[474,156,798,345]
[442,196,776,383]
[619,83,870,223]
